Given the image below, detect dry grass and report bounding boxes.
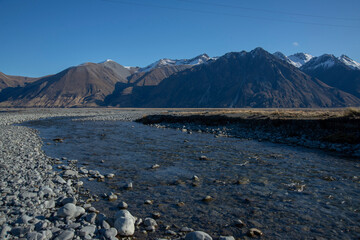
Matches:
[164,108,360,120]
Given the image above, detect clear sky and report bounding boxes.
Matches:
[1,0,360,77]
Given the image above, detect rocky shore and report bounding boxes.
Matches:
[0,109,229,240]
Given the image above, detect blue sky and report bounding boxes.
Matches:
[1,0,360,77]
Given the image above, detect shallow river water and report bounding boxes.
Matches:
[24,117,360,239]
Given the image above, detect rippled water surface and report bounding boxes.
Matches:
[24,117,360,239]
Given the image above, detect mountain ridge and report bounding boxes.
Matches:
[1,48,360,108]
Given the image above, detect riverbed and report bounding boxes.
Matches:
[23,115,360,239]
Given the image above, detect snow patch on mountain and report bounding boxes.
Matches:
[273,52,297,66]
[288,53,313,68]
[339,55,360,70]
[139,54,212,72]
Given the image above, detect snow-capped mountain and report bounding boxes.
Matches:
[273,52,297,66]
[301,54,360,71]
[139,54,212,72]
[273,52,313,68]
[300,54,339,70]
[339,55,360,70]
[288,53,313,68]
[301,54,360,99]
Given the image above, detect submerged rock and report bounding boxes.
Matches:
[247,228,263,238]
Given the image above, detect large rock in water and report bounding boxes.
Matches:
[114,217,135,236]
[114,210,136,236]
[185,231,213,240]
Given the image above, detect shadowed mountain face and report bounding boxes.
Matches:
[0,62,131,107]
[104,65,192,106]
[0,72,38,90]
[301,54,360,99]
[1,48,360,108]
[107,48,360,108]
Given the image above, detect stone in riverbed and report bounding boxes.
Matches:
[106,173,115,178]
[57,203,77,218]
[54,176,66,184]
[144,217,158,231]
[114,217,135,236]
[185,231,212,240]
[114,210,136,221]
[54,230,74,240]
[152,212,161,219]
[27,232,43,240]
[219,236,235,240]
[202,195,214,202]
[0,225,11,239]
[57,203,84,219]
[151,164,160,169]
[85,213,97,224]
[234,219,245,228]
[108,193,118,201]
[62,169,78,178]
[118,201,128,209]
[247,228,263,238]
[61,197,77,205]
[124,182,133,190]
[180,227,194,232]
[104,228,118,239]
[78,225,96,237]
[44,200,55,209]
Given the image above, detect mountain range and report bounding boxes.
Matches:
[1,48,360,108]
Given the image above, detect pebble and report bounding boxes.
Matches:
[152,212,161,219]
[219,236,235,240]
[181,227,194,232]
[108,193,118,201]
[144,199,154,205]
[151,164,160,169]
[124,182,133,190]
[79,225,96,237]
[234,219,245,228]
[105,228,118,238]
[54,230,74,240]
[106,173,115,178]
[144,217,158,228]
[202,195,214,202]
[57,203,77,218]
[118,201,128,209]
[185,231,212,240]
[247,228,263,238]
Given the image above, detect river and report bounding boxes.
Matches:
[23,116,360,239]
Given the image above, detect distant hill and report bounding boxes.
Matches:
[0,61,131,107]
[0,72,38,91]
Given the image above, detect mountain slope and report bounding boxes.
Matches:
[107,48,360,108]
[0,72,38,91]
[301,54,360,98]
[0,61,131,107]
